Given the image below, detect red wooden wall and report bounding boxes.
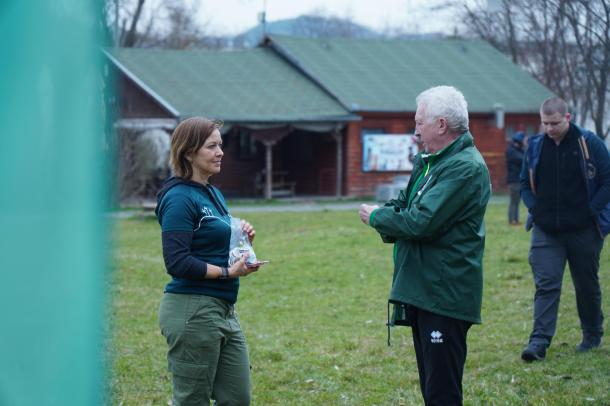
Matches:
[343,112,541,196]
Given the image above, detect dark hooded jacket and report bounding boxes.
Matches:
[506,142,524,184]
[520,124,610,237]
[155,177,239,303]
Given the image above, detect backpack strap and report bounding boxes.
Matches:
[577,135,590,161]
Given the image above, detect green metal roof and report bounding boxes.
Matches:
[108,47,354,122]
[268,35,554,113]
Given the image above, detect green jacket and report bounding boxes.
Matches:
[370,132,491,324]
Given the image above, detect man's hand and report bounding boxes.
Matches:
[359,204,379,225]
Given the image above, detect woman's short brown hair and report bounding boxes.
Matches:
[170,117,223,179]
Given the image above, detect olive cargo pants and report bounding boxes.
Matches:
[159,293,251,406]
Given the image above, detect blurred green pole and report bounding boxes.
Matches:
[0,2,108,405]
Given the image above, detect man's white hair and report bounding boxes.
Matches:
[416,86,469,134]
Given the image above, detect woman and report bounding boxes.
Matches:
[156,117,259,405]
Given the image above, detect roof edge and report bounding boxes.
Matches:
[212,115,361,124]
[103,49,180,117]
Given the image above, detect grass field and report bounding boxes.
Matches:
[108,201,610,405]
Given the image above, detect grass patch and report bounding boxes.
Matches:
[225,196,376,206]
[108,202,610,405]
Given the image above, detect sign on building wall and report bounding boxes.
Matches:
[362,134,418,172]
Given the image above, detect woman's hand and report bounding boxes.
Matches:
[241,219,256,243]
[229,253,260,278]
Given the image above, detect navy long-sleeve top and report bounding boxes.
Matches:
[155,177,239,303]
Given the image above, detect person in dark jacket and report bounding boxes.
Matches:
[520,97,610,362]
[359,86,491,406]
[506,131,525,225]
[156,117,261,405]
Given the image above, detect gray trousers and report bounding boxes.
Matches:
[508,183,520,224]
[528,224,604,346]
[159,293,251,406]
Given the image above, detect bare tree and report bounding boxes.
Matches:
[562,0,610,137]
[122,0,146,47]
[161,3,200,48]
[103,0,215,49]
[153,1,206,49]
[458,0,610,138]
[103,0,150,47]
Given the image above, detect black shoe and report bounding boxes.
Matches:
[576,337,601,353]
[521,342,547,362]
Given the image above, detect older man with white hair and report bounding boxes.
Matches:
[359,86,491,405]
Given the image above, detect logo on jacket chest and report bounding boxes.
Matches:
[201,206,214,217]
[194,206,227,232]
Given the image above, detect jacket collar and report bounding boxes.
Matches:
[419,131,474,165]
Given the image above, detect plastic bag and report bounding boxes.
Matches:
[228,217,258,266]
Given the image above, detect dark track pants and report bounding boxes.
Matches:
[528,224,604,346]
[408,306,472,406]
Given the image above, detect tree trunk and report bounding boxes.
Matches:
[123,0,145,47]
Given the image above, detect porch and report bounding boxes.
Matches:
[214,123,348,199]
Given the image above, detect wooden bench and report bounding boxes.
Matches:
[255,170,297,198]
[269,181,296,197]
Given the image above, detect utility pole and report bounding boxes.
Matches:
[257,0,267,37]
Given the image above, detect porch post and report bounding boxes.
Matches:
[250,127,291,200]
[263,140,275,199]
[332,129,343,197]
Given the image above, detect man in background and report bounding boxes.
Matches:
[520,97,610,361]
[506,131,525,225]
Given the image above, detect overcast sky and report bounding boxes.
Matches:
[193,0,477,36]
